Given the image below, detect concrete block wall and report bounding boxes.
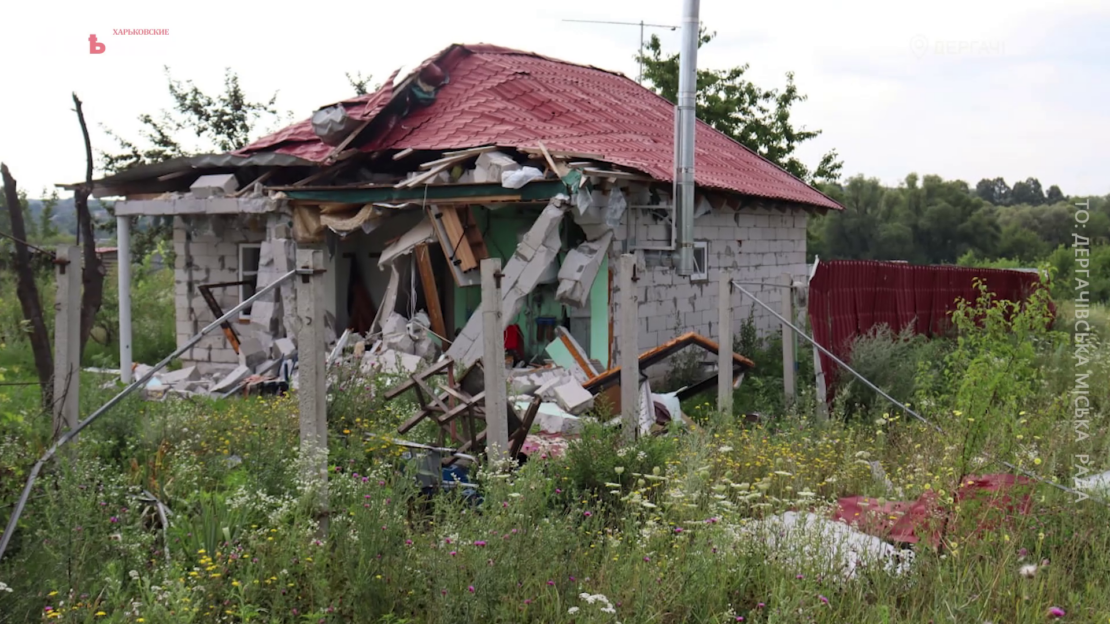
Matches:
[173,215,267,367]
[611,204,808,363]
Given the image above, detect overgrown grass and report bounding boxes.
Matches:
[1,280,1109,622]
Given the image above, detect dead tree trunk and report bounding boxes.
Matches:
[72,93,104,359]
[1,163,54,410]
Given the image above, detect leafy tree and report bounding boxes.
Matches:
[346,71,379,96]
[35,190,61,243]
[100,67,283,173]
[637,31,842,184]
[1045,184,1065,204]
[1011,177,1046,206]
[975,177,1011,205]
[994,222,1049,263]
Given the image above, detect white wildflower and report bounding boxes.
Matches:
[1019,564,1038,578]
[0,581,12,593]
[718,445,733,453]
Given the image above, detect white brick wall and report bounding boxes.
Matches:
[611,205,808,363]
[173,215,267,367]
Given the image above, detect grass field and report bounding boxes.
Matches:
[0,273,1108,623]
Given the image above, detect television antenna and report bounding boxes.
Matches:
[562,19,679,84]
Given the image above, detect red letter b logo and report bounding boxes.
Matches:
[89,35,106,54]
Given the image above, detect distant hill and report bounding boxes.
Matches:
[24,198,113,238]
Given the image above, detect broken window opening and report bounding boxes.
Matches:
[692,240,709,282]
[238,243,262,318]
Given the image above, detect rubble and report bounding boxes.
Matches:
[211,365,252,394]
[744,512,915,581]
[552,380,594,415]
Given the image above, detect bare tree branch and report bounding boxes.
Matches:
[72,93,105,359]
[1,163,53,410]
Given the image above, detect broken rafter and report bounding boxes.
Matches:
[417,146,498,171]
[581,167,653,181]
[518,147,604,161]
[293,161,353,188]
[392,148,416,161]
[534,141,568,178]
[230,170,275,197]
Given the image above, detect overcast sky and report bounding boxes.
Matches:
[2,0,1107,198]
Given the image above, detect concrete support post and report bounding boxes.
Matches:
[782,273,796,405]
[296,249,328,499]
[481,258,509,463]
[718,270,733,415]
[53,245,81,439]
[117,215,133,384]
[619,254,639,442]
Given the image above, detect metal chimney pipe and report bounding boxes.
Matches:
[675,0,700,276]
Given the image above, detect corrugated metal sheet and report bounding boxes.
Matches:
[807,260,1051,398]
[238,44,841,211]
[73,152,316,189]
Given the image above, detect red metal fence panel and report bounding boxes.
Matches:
[808,261,1048,401]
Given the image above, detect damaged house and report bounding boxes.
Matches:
[82,43,842,395]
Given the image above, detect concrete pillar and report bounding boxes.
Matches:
[53,245,81,439]
[117,216,133,384]
[781,273,796,405]
[619,254,639,442]
[296,249,328,493]
[718,269,733,415]
[481,258,510,462]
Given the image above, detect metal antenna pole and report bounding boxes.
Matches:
[562,18,679,84]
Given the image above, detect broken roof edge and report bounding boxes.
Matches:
[57,152,316,193]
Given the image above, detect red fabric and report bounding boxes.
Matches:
[832,473,1035,547]
[504,324,523,352]
[236,44,841,211]
[807,261,1051,399]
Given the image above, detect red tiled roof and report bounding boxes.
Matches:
[238,44,841,210]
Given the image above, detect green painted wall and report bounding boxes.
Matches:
[451,207,565,361]
[451,205,611,366]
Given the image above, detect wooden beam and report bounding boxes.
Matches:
[392,148,415,161]
[417,146,498,170]
[281,180,566,203]
[414,243,449,346]
[438,205,478,272]
[231,170,275,197]
[535,141,567,177]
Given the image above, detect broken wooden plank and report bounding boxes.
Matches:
[518,147,605,160]
[436,392,486,426]
[509,396,542,459]
[535,141,568,177]
[395,160,455,189]
[582,168,653,181]
[417,146,498,171]
[392,147,416,161]
[414,243,449,346]
[437,205,478,272]
[231,170,275,197]
[294,161,352,187]
[324,117,374,162]
[442,145,498,158]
